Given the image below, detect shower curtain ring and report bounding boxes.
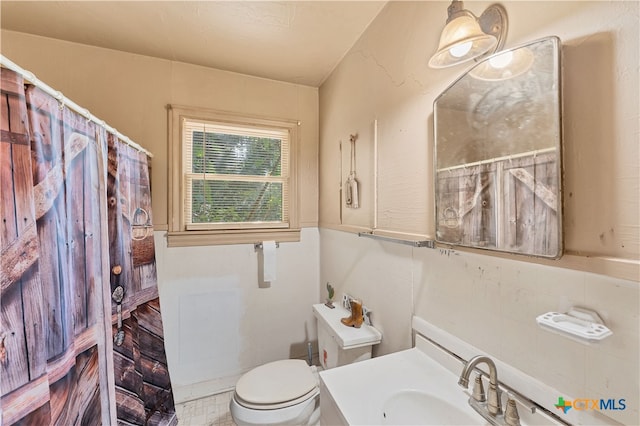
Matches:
[55,91,65,111]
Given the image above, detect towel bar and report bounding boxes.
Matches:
[357,232,435,248]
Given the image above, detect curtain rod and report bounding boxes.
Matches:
[0,55,153,158]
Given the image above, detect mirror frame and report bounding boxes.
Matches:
[433,36,563,258]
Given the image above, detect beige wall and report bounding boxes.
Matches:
[1,30,321,401]
[1,30,319,228]
[320,1,639,265]
[319,2,638,424]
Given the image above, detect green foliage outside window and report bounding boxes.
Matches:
[190,131,283,223]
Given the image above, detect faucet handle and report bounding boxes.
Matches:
[472,373,486,402]
[504,397,521,426]
[487,381,502,416]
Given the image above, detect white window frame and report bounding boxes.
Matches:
[168,105,300,246]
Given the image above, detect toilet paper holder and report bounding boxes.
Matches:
[254,242,280,251]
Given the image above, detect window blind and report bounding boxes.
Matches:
[183,118,290,230]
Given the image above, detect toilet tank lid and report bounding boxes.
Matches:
[313,303,382,348]
[235,359,317,405]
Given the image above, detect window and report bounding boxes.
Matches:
[183,120,290,229]
[168,106,299,246]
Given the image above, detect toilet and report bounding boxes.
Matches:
[230,302,382,426]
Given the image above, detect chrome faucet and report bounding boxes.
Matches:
[458,355,502,416]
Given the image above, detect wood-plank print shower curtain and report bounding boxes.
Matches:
[0,67,175,425]
[107,135,175,425]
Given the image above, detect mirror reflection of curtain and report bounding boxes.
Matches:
[501,152,558,254]
[0,68,175,425]
[436,163,496,248]
[436,152,558,255]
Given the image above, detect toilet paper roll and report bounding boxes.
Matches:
[262,241,277,282]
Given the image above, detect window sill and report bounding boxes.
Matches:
[166,228,301,247]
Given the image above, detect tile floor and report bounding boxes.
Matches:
[175,390,237,426]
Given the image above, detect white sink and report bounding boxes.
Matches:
[319,338,486,425]
[319,332,566,426]
[381,389,481,425]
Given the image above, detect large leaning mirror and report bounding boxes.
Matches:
[434,36,563,258]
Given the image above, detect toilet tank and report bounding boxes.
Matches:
[313,303,382,370]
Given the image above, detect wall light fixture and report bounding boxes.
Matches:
[428,0,508,69]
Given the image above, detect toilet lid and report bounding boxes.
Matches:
[235,359,317,405]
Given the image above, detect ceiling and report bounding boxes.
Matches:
[1,1,387,87]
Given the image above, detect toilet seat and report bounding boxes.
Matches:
[230,390,320,426]
[235,386,318,410]
[235,359,318,409]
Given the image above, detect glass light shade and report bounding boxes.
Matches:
[428,14,498,68]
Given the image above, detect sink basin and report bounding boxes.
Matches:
[381,390,481,425]
[319,331,567,426]
[319,344,486,425]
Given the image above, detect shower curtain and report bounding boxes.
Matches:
[1,67,175,425]
[107,134,175,425]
